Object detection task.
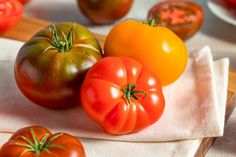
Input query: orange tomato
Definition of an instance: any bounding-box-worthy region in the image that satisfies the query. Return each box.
[104,19,188,86]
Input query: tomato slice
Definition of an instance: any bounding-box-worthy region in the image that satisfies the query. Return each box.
[0,0,23,34]
[148,1,204,40]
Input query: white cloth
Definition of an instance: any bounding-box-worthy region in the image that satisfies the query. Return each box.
[0,38,229,142]
[0,96,235,157]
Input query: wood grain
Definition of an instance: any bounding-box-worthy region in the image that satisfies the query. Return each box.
[2,16,106,47]
[2,16,236,157]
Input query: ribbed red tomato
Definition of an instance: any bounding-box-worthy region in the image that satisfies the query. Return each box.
[0,0,23,34]
[80,57,165,135]
[0,126,86,157]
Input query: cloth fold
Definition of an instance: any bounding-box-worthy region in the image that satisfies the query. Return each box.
[0,38,229,142]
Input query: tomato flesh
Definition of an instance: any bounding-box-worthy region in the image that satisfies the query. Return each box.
[148,1,204,40]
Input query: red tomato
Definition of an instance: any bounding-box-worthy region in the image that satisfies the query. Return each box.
[78,0,133,24]
[0,0,23,34]
[0,126,86,157]
[225,0,236,7]
[80,57,165,135]
[18,0,31,5]
[148,1,204,40]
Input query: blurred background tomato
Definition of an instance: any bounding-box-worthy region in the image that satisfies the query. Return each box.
[78,0,133,24]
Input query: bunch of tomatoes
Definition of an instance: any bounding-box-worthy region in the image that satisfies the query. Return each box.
[1,18,188,156]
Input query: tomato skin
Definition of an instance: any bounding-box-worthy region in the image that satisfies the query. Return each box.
[0,126,86,157]
[104,20,187,86]
[78,0,133,24]
[80,57,165,135]
[225,0,236,7]
[14,23,102,109]
[18,0,31,5]
[148,1,204,40]
[0,0,23,34]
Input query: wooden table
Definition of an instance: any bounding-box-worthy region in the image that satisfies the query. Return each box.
[2,16,236,157]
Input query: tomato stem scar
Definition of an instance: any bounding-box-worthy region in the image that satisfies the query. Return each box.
[14,128,64,155]
[46,24,75,53]
[143,18,157,27]
[122,83,146,104]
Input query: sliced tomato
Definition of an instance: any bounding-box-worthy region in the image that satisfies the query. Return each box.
[148,1,204,40]
[0,0,23,34]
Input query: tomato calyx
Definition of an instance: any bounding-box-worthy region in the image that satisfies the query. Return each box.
[143,18,157,27]
[46,24,75,53]
[14,128,64,156]
[122,83,146,104]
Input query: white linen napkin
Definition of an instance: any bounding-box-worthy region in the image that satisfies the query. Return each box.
[0,38,229,142]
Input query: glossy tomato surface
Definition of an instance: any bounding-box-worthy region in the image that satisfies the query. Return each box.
[225,0,236,7]
[80,57,165,135]
[0,126,86,157]
[148,1,204,40]
[14,23,102,109]
[104,19,188,86]
[78,0,133,24]
[0,0,23,34]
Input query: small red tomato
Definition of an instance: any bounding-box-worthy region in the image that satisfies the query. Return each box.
[148,1,204,40]
[80,57,165,135]
[0,126,86,157]
[225,0,236,7]
[0,0,23,34]
[78,0,133,24]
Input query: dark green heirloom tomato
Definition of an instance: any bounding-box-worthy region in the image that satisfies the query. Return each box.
[14,23,102,109]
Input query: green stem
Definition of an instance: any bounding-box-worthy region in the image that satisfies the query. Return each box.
[14,127,64,155]
[48,24,75,52]
[122,83,146,104]
[143,18,157,27]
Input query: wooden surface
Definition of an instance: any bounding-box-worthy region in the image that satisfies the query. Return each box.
[2,16,236,157]
[2,16,106,47]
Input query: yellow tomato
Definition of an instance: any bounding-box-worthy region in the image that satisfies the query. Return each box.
[104,19,188,86]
